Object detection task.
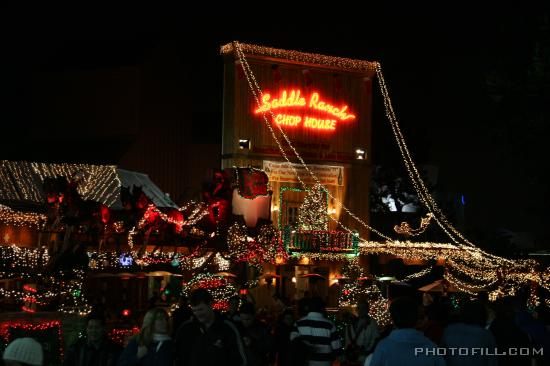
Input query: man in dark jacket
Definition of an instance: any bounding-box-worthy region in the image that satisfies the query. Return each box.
[238,302,272,366]
[64,313,122,366]
[175,288,247,366]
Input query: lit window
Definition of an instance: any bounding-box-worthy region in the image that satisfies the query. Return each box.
[239,139,251,150]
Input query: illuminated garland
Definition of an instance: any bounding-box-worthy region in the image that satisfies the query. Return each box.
[393,213,433,237]
[339,282,368,307]
[0,319,64,359]
[0,161,121,206]
[338,284,391,328]
[127,203,209,250]
[0,245,50,270]
[221,42,378,73]
[291,252,356,262]
[182,273,237,311]
[233,41,393,242]
[57,270,91,316]
[214,252,230,271]
[0,206,47,229]
[341,258,365,279]
[233,41,548,294]
[402,266,433,281]
[227,222,287,264]
[108,327,140,346]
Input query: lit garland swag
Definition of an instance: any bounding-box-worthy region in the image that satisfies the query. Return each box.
[227,222,288,265]
[181,273,237,311]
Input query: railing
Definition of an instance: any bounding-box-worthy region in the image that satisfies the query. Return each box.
[281,226,359,254]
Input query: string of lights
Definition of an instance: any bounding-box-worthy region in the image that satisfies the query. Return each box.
[402,266,433,281]
[393,213,433,237]
[234,41,548,292]
[0,206,47,229]
[182,273,237,311]
[221,42,378,73]
[376,68,520,265]
[233,41,394,242]
[0,319,64,359]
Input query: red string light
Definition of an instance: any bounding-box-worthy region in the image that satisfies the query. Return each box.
[0,320,63,358]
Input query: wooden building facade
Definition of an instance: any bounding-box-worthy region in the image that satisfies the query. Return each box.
[220,42,378,240]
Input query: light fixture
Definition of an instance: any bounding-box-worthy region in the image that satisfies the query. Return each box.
[355,148,366,160]
[291,276,297,283]
[239,139,251,150]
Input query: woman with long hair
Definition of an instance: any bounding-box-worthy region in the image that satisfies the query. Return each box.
[117,307,173,366]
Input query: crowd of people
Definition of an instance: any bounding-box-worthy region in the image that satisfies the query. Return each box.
[2,289,549,366]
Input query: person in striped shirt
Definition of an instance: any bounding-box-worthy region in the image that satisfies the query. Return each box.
[290,297,343,366]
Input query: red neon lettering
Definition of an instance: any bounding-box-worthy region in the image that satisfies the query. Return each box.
[304,117,336,130]
[274,114,302,126]
[254,89,356,132]
[255,90,306,114]
[308,93,355,120]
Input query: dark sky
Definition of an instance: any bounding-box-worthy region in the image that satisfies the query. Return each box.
[1,6,549,243]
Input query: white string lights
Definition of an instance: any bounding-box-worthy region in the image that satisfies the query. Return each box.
[230,41,548,295]
[0,161,121,207]
[0,206,47,230]
[233,41,393,242]
[394,213,433,237]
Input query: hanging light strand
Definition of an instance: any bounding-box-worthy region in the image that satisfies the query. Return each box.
[234,41,393,241]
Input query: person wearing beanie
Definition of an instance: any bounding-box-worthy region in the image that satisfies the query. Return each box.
[2,337,44,366]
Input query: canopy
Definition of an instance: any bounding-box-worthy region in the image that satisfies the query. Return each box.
[418,279,457,292]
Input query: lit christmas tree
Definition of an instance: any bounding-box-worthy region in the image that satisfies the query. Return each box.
[298,184,328,230]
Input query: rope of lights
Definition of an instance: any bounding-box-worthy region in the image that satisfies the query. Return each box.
[234,41,393,241]
[233,42,546,290]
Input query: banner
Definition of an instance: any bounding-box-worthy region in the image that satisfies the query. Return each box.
[262,161,343,186]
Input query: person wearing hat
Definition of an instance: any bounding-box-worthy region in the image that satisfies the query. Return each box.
[2,337,44,366]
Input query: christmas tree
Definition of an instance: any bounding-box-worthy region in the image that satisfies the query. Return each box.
[298,184,328,230]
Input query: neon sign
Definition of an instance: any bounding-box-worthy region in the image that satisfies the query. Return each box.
[254,89,355,131]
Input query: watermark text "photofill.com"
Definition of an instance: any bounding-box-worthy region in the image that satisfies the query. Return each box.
[415,348,543,356]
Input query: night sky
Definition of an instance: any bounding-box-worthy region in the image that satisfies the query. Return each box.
[1,6,549,248]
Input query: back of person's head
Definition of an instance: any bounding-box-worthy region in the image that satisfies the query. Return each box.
[308,297,325,313]
[2,338,43,366]
[228,295,240,312]
[280,309,295,325]
[461,299,487,326]
[426,302,449,323]
[494,297,515,321]
[297,297,310,318]
[239,302,256,328]
[189,288,213,306]
[86,312,106,326]
[357,299,370,317]
[239,301,255,316]
[389,297,418,329]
